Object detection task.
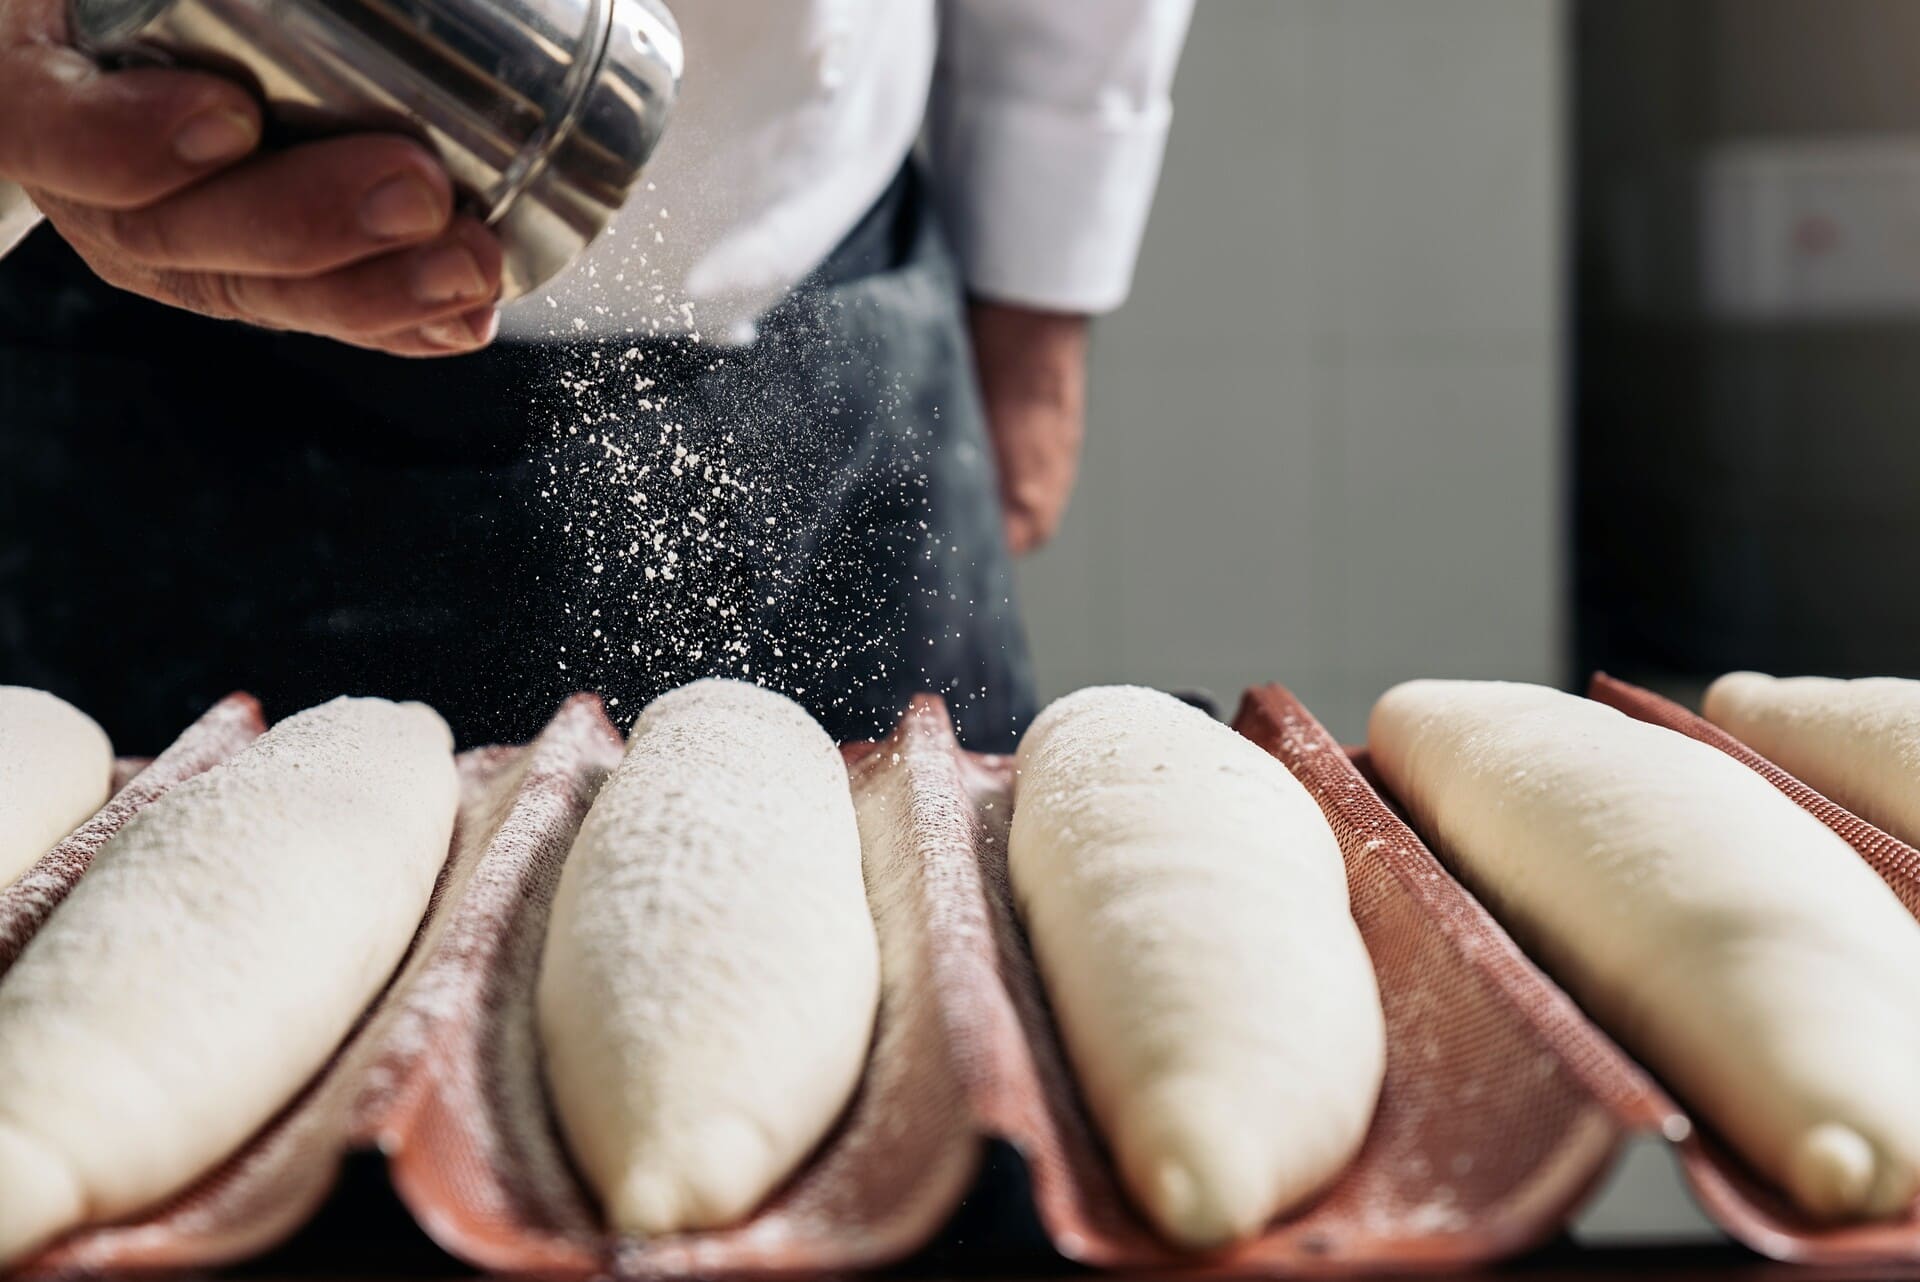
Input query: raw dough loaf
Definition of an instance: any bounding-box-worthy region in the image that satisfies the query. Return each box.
[1010,686,1384,1251]
[0,697,457,1264]
[536,679,879,1234]
[0,687,113,889]
[1704,671,1920,849]
[1370,679,1920,1222]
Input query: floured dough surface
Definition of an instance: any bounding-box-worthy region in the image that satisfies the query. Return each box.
[0,687,113,889]
[536,679,879,1235]
[1370,679,1920,1222]
[0,696,457,1265]
[1010,686,1384,1251]
[1704,671,1920,849]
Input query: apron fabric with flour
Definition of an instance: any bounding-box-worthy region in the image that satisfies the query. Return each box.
[0,166,1036,754]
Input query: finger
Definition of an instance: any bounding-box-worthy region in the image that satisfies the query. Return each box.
[219,216,501,339]
[60,233,499,358]
[0,43,261,207]
[50,134,454,275]
[347,304,501,358]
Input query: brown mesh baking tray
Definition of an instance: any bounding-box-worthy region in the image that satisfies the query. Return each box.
[1584,672,1920,1267]
[9,681,1851,1278]
[373,687,1681,1278]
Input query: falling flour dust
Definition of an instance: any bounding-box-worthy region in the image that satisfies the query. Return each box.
[522,192,947,731]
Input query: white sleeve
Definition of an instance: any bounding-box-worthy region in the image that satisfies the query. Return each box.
[927,0,1193,315]
[0,182,45,260]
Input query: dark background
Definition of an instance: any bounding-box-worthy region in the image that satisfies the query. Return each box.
[1575,0,1920,686]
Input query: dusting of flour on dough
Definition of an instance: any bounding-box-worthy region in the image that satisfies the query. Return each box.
[537,679,880,1235]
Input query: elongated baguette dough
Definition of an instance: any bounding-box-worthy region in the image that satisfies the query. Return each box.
[1704,672,1920,849]
[536,679,879,1234]
[1370,679,1920,1222]
[0,697,456,1265]
[0,687,113,889]
[1010,686,1384,1251]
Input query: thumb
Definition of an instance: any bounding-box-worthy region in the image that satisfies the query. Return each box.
[0,20,261,208]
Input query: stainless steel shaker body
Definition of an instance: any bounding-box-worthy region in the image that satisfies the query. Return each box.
[71,0,682,299]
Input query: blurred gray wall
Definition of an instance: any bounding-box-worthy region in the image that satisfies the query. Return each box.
[1015,0,1567,740]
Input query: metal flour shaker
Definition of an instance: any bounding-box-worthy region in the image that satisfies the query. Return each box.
[70,0,682,300]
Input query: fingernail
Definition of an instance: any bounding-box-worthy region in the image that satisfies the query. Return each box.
[420,307,499,351]
[173,109,258,165]
[410,245,488,305]
[360,174,445,239]
[418,320,473,349]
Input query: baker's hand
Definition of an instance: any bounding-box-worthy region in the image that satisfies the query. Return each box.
[0,0,500,355]
[968,299,1089,555]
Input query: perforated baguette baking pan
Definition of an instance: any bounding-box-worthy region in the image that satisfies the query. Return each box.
[4,681,1917,1276]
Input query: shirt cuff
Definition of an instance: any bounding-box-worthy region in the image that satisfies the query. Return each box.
[0,183,44,261]
[929,92,1172,315]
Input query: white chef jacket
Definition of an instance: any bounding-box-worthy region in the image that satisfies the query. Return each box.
[0,0,1192,342]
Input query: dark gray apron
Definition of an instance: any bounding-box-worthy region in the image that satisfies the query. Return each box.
[0,165,1036,753]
